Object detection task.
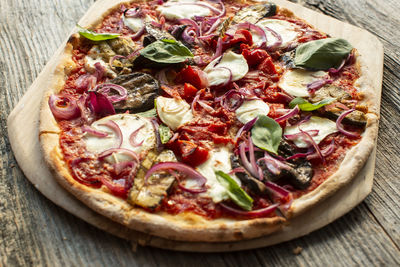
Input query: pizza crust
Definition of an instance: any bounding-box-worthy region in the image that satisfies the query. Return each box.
[39,0,380,242]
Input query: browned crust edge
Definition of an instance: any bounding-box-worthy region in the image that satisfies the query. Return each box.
[38,0,380,242]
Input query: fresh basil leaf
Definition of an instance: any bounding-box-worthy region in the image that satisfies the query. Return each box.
[289,97,335,111]
[294,38,353,70]
[215,171,253,211]
[251,115,282,154]
[77,25,120,41]
[159,124,172,144]
[136,108,157,118]
[140,39,193,64]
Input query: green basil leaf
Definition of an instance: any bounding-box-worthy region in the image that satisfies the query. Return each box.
[289,97,335,111]
[77,25,120,41]
[215,171,253,211]
[136,108,157,118]
[159,124,172,144]
[251,115,282,154]
[294,38,353,70]
[140,39,193,64]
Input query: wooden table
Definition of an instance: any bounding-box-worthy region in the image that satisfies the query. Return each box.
[1,0,399,265]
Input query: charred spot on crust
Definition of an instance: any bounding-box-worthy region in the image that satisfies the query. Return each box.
[110,72,160,113]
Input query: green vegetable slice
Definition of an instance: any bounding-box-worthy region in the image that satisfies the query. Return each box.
[215,171,253,211]
[294,38,353,70]
[289,97,335,111]
[77,25,120,41]
[140,39,193,64]
[159,124,172,144]
[251,115,282,154]
[136,108,157,118]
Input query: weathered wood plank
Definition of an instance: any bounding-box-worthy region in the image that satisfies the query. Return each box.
[1,0,399,266]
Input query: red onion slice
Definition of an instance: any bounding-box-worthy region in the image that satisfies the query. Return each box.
[197,100,216,113]
[220,203,279,219]
[217,67,233,86]
[48,94,81,120]
[239,141,259,179]
[235,117,258,142]
[336,109,360,138]
[307,78,333,94]
[98,148,139,162]
[275,105,300,123]
[211,37,223,60]
[94,83,128,103]
[82,125,108,137]
[299,129,324,163]
[284,129,319,141]
[127,26,145,40]
[169,170,207,194]
[99,177,128,198]
[70,159,101,185]
[264,26,283,50]
[88,91,116,117]
[151,118,163,152]
[99,120,123,148]
[265,181,291,199]
[145,162,207,193]
[113,161,137,175]
[93,62,106,81]
[109,55,126,70]
[236,22,266,48]
[257,152,292,176]
[178,18,200,36]
[129,124,145,147]
[220,90,244,112]
[307,140,336,160]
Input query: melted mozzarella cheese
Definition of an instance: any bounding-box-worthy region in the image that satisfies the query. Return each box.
[254,19,299,48]
[156,96,193,130]
[123,15,143,32]
[196,147,240,202]
[235,99,270,124]
[83,114,156,162]
[84,56,117,78]
[284,116,337,148]
[157,0,211,20]
[278,69,327,97]
[204,51,249,86]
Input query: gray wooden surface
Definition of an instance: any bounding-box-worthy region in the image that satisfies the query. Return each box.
[0,0,399,266]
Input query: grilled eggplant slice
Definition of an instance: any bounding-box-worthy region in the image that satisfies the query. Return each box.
[232,3,277,24]
[259,140,313,189]
[230,155,268,195]
[128,150,177,209]
[110,73,160,113]
[309,85,367,127]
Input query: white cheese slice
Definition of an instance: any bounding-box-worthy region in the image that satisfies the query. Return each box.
[84,56,117,79]
[156,96,193,130]
[196,147,240,203]
[83,114,156,162]
[254,19,299,48]
[284,116,337,148]
[235,99,270,124]
[123,15,143,32]
[278,69,327,97]
[204,51,249,86]
[157,0,211,20]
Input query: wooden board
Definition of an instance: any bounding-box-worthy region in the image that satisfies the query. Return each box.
[7,0,383,252]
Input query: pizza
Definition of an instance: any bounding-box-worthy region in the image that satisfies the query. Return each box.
[39,0,379,242]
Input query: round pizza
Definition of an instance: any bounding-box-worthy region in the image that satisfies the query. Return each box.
[39,0,379,242]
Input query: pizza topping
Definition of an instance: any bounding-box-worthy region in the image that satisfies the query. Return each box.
[128,150,178,209]
[83,114,156,162]
[275,105,300,123]
[219,202,278,219]
[156,96,193,130]
[157,0,213,20]
[139,39,193,64]
[93,83,128,103]
[204,51,249,86]
[284,116,337,148]
[215,170,253,211]
[197,147,239,202]
[336,109,361,138]
[251,115,282,154]
[232,3,277,25]
[278,69,327,97]
[48,94,81,120]
[294,38,353,70]
[122,9,144,33]
[77,25,120,41]
[84,56,117,79]
[158,124,173,144]
[255,19,299,48]
[289,97,335,112]
[236,99,270,124]
[109,73,160,113]
[88,91,116,117]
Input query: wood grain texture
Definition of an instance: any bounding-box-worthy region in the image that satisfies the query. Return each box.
[1,0,399,266]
